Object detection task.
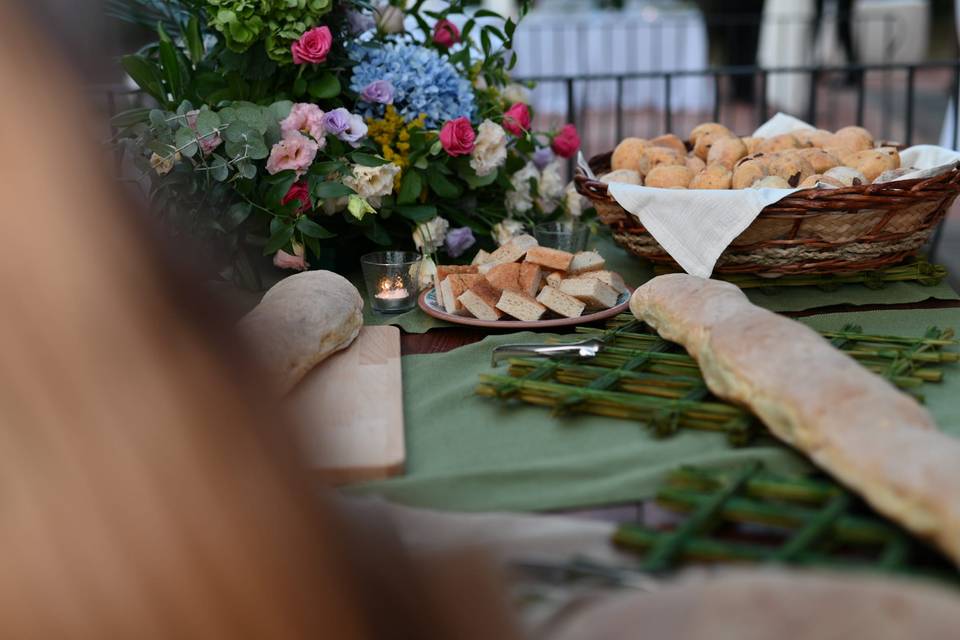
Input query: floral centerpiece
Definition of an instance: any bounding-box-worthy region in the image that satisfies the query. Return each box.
[111,0,588,288]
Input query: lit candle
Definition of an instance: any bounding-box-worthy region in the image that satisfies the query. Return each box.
[373,275,412,311]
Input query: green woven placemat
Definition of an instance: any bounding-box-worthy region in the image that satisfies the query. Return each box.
[356,233,958,334]
[348,308,960,512]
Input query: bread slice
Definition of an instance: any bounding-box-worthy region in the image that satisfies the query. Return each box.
[487,233,538,264]
[536,285,586,318]
[519,263,542,297]
[485,262,522,292]
[440,274,482,315]
[434,265,479,307]
[545,271,565,288]
[579,270,628,294]
[559,278,619,309]
[496,290,547,321]
[458,279,502,320]
[525,246,574,272]
[568,250,606,275]
[471,249,492,265]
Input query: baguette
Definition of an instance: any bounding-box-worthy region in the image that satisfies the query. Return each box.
[630,274,960,566]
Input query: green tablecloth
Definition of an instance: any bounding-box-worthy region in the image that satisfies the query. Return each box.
[350,308,960,512]
[360,233,959,334]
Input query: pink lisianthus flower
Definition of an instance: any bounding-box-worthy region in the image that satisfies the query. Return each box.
[273,248,309,271]
[266,134,319,176]
[433,19,460,48]
[502,102,531,137]
[439,117,475,157]
[280,103,327,147]
[185,109,222,155]
[551,123,581,158]
[281,181,313,214]
[291,26,333,64]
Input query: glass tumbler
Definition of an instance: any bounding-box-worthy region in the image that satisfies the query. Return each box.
[360,251,422,314]
[533,221,590,253]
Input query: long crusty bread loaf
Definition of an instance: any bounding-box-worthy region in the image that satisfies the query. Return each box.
[630,273,960,566]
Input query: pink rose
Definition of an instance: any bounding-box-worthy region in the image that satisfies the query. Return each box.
[433,19,460,48]
[551,123,580,159]
[280,103,327,147]
[502,102,530,137]
[291,26,333,64]
[439,117,475,157]
[266,134,319,176]
[273,249,309,271]
[185,109,222,155]
[281,181,313,214]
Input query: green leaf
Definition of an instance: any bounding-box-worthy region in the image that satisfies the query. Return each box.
[174,126,199,157]
[296,217,336,238]
[427,171,462,199]
[350,152,389,167]
[186,16,204,65]
[195,110,221,136]
[364,221,392,246]
[121,55,165,104]
[209,155,229,182]
[310,160,348,175]
[263,225,294,255]
[238,160,257,180]
[397,170,422,205]
[158,40,184,102]
[112,107,152,128]
[293,76,307,96]
[396,204,437,222]
[313,182,356,198]
[265,171,298,207]
[269,100,294,122]
[223,202,252,231]
[308,72,341,99]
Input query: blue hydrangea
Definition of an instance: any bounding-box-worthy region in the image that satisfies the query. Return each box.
[349,42,476,128]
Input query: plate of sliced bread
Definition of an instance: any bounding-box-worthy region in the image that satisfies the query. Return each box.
[418,233,631,328]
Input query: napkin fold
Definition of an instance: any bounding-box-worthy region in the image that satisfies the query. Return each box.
[602,113,960,278]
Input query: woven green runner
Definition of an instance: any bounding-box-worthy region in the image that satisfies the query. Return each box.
[348,308,960,512]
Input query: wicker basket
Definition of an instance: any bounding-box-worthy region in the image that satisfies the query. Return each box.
[575,151,960,275]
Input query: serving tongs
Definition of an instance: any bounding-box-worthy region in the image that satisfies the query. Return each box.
[490,319,642,367]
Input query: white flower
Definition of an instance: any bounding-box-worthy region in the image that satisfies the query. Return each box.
[416,256,436,290]
[492,219,525,246]
[505,161,538,214]
[505,189,533,214]
[469,120,508,177]
[473,75,488,91]
[374,3,405,34]
[344,163,401,199]
[537,160,566,214]
[412,216,450,252]
[502,83,531,104]
[563,181,588,218]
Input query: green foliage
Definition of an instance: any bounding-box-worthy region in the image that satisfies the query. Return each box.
[205,0,333,61]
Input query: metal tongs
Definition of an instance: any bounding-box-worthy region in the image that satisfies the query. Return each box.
[490,319,641,367]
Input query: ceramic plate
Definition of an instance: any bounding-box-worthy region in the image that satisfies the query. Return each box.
[418,286,632,329]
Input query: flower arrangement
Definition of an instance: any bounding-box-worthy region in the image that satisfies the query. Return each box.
[112,0,587,288]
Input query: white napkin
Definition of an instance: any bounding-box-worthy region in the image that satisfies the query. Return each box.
[602,113,960,278]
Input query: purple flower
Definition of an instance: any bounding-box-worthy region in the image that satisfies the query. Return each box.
[361,80,395,105]
[444,226,476,258]
[321,107,352,135]
[532,147,555,170]
[341,113,368,147]
[347,10,376,35]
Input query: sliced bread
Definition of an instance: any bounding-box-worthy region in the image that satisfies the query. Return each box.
[559,277,620,309]
[440,274,482,315]
[578,270,628,294]
[567,251,606,275]
[434,264,479,306]
[496,290,547,322]
[545,271,565,288]
[471,249,492,265]
[485,262,523,292]
[487,233,538,264]
[519,263,542,297]
[458,279,503,320]
[525,246,574,272]
[536,285,586,318]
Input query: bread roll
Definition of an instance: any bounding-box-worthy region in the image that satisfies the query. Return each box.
[807,129,836,148]
[824,165,868,186]
[599,169,642,185]
[706,137,748,169]
[688,122,731,145]
[875,167,914,183]
[834,125,874,151]
[645,164,694,188]
[650,133,687,155]
[685,155,707,174]
[637,146,685,176]
[852,149,897,182]
[798,147,840,173]
[767,154,815,187]
[740,136,762,154]
[693,129,735,161]
[689,163,732,189]
[793,128,828,146]
[238,271,363,394]
[630,274,960,567]
[750,175,792,189]
[757,133,801,153]
[731,159,767,189]
[611,137,648,171]
[798,173,844,189]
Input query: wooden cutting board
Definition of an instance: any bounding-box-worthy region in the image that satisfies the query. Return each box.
[289,325,404,485]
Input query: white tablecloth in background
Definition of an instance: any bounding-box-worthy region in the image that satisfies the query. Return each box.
[510,5,712,115]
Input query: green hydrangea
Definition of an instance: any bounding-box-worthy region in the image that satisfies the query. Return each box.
[206,0,333,62]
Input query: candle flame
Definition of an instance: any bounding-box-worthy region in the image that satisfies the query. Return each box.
[378,275,405,294]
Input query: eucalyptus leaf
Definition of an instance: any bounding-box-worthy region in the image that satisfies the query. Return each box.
[174,126,199,157]
[223,202,252,231]
[269,100,294,122]
[209,155,229,182]
[195,110,221,136]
